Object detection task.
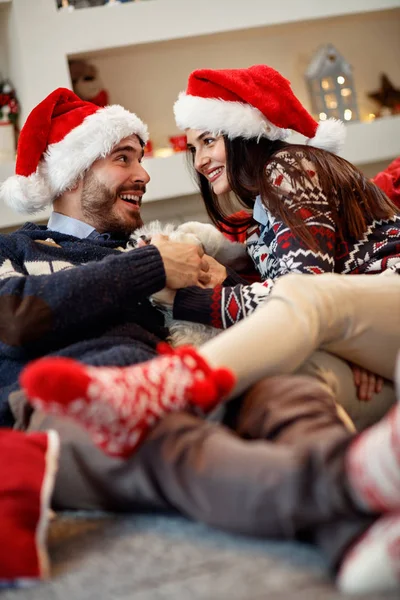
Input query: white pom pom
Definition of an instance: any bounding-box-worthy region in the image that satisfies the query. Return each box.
[0,172,52,214]
[307,118,346,154]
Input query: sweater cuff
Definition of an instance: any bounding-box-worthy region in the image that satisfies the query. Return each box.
[223,267,250,287]
[125,245,166,296]
[173,286,223,329]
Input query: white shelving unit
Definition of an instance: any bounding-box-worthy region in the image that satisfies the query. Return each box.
[2,112,399,229]
[55,0,400,55]
[0,0,400,229]
[290,114,400,166]
[3,0,400,124]
[142,113,400,198]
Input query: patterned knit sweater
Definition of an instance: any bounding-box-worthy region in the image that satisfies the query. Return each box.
[174,152,400,330]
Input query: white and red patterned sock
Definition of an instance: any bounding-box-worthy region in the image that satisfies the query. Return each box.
[336,513,400,595]
[346,401,400,512]
[20,343,235,458]
[346,354,400,512]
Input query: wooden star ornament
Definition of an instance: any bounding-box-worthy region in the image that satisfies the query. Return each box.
[368,74,400,115]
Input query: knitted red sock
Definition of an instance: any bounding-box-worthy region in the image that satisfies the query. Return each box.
[20,344,235,458]
[336,513,400,595]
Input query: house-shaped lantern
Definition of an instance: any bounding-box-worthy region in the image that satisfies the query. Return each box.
[305,44,359,123]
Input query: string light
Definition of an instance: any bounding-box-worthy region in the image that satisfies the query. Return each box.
[344,109,353,121]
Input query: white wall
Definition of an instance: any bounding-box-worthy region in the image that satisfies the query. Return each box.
[5,0,71,124]
[0,4,9,80]
[84,9,400,148]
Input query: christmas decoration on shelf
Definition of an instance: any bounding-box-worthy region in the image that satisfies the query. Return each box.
[0,78,20,160]
[68,60,109,107]
[0,79,19,126]
[169,135,187,153]
[57,0,107,9]
[56,0,142,8]
[305,43,359,123]
[368,74,400,117]
[153,147,174,158]
[143,140,154,157]
[104,0,152,5]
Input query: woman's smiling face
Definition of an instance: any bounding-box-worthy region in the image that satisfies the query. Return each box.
[186,129,231,195]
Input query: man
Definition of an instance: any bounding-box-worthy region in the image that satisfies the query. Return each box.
[1,89,399,595]
[0,88,225,427]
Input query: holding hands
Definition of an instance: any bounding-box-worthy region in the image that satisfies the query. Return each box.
[137,234,228,307]
[151,233,211,289]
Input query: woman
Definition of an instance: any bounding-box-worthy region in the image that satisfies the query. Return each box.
[174,65,400,279]
[172,64,400,425]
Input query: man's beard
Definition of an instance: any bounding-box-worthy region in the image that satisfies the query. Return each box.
[81,171,144,237]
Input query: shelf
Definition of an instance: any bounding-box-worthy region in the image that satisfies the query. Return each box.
[341,115,400,165]
[132,115,400,199]
[58,0,400,56]
[2,114,399,229]
[0,151,197,204]
[0,153,197,229]
[0,159,14,184]
[289,114,400,165]
[142,152,197,202]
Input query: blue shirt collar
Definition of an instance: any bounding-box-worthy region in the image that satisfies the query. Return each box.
[47,212,97,239]
[253,195,269,226]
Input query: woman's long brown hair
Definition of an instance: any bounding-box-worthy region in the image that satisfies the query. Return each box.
[189,136,398,250]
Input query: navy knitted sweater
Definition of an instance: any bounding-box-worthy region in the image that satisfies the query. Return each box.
[0,222,169,425]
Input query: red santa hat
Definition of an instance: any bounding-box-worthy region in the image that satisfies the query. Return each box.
[0,88,149,214]
[174,65,346,154]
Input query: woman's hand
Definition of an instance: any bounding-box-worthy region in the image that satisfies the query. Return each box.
[351,364,384,401]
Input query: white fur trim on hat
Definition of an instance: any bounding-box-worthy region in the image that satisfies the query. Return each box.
[307,118,346,154]
[174,92,291,141]
[1,105,149,214]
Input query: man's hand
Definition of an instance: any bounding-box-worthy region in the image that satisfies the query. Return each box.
[200,255,228,289]
[351,364,384,401]
[151,234,210,289]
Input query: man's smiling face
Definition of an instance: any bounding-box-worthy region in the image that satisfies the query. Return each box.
[80,134,150,236]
